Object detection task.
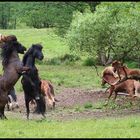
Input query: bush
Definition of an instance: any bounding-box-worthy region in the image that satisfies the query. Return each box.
[61,54,81,62]
[83,57,96,66]
[125,61,139,69]
[66,3,140,65]
[84,102,93,109]
[46,57,62,65]
[46,53,81,65]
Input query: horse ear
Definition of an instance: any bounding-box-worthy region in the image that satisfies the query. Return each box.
[32,44,36,48]
[27,45,34,54]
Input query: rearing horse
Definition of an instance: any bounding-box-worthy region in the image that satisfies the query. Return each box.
[0,35,29,119]
[21,44,46,119]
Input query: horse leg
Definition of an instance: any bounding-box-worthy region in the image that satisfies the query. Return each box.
[34,99,40,114]
[11,88,19,108]
[104,86,115,106]
[0,106,7,119]
[7,95,12,111]
[53,102,55,110]
[36,97,46,118]
[25,98,30,119]
[108,86,114,100]
[2,106,7,119]
[113,91,118,101]
[127,90,135,105]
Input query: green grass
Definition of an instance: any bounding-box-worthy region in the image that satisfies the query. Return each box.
[39,65,102,88]
[0,28,69,59]
[8,64,103,93]
[2,64,103,93]
[1,115,140,138]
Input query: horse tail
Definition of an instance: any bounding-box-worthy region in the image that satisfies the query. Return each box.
[39,95,46,114]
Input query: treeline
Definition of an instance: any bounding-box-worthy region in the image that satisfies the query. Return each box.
[1,2,140,66]
[66,2,140,65]
[0,2,99,35]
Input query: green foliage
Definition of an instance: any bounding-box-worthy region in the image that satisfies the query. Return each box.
[46,57,62,65]
[66,2,140,65]
[46,54,81,65]
[83,57,96,66]
[74,105,84,112]
[92,102,106,109]
[125,61,139,69]
[84,102,93,109]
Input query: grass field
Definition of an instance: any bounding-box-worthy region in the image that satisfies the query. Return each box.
[0,29,140,138]
[9,64,103,93]
[0,28,69,59]
[0,115,140,138]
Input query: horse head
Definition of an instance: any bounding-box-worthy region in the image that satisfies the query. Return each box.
[1,35,26,66]
[112,60,123,71]
[27,44,44,60]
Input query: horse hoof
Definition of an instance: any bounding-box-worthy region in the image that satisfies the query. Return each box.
[42,113,46,118]
[0,116,7,120]
[16,105,19,108]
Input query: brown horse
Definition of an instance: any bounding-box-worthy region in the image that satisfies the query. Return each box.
[0,35,29,119]
[41,80,59,109]
[112,60,140,79]
[104,60,140,101]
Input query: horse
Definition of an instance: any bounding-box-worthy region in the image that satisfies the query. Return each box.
[30,79,59,110]
[104,60,140,103]
[21,44,46,119]
[0,35,29,119]
[101,66,119,86]
[0,73,18,111]
[40,80,59,109]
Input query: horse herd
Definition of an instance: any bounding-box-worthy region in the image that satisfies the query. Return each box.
[102,60,140,103]
[0,34,140,120]
[0,35,58,120]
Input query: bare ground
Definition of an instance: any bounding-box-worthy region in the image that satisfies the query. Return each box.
[5,87,140,121]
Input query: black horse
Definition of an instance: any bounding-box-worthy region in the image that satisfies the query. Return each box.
[0,35,29,119]
[21,44,46,119]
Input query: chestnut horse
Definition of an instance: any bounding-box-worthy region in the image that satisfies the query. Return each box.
[41,80,59,109]
[21,44,46,119]
[103,60,140,101]
[0,35,29,119]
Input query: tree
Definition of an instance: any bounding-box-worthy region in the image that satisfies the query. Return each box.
[66,2,140,65]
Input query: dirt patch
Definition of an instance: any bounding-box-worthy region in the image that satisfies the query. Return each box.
[5,87,140,121]
[56,87,107,108]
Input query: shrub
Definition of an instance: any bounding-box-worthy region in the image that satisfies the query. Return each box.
[83,57,96,66]
[46,53,81,65]
[84,102,93,109]
[66,2,140,65]
[60,54,81,62]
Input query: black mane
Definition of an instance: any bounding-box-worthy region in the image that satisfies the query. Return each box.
[1,41,16,66]
[22,44,43,66]
[22,47,32,66]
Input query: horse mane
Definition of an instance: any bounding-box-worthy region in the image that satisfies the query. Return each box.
[22,47,33,66]
[0,35,18,66]
[22,44,43,66]
[1,41,16,66]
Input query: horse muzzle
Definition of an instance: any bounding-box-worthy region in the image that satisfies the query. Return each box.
[38,55,44,60]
